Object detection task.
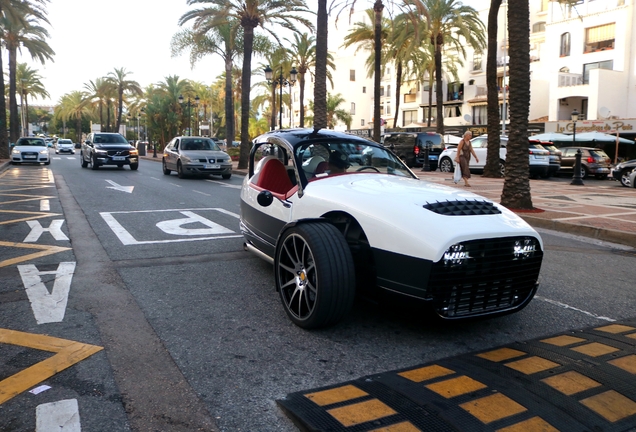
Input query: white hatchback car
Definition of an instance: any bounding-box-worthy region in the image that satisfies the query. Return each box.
[438,135,549,178]
[55,138,75,154]
[11,137,51,165]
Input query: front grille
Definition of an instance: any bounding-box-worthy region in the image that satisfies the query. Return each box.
[423,200,502,216]
[428,236,542,318]
[106,150,130,156]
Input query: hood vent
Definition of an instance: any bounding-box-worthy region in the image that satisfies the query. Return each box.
[423,200,501,216]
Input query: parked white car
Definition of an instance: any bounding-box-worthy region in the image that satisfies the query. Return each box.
[438,135,550,178]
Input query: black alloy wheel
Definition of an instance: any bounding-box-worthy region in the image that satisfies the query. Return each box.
[275,223,355,329]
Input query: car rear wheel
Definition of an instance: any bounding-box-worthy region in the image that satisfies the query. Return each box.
[177,161,185,178]
[275,223,355,329]
[580,166,588,179]
[439,157,453,173]
[162,160,171,175]
[620,170,633,187]
[130,163,139,171]
[80,152,88,168]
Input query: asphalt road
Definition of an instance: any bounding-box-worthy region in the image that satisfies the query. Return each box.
[1,151,635,431]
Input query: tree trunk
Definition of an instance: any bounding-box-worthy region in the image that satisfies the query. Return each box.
[224,54,235,144]
[9,46,19,143]
[116,87,124,133]
[270,81,276,130]
[299,72,306,127]
[373,0,384,143]
[238,23,256,170]
[500,0,533,209]
[313,0,328,132]
[427,75,433,127]
[107,100,112,132]
[393,61,402,128]
[0,5,8,158]
[25,94,30,136]
[484,0,503,177]
[434,36,444,134]
[76,116,81,144]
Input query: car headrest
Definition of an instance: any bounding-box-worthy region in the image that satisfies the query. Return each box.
[302,156,326,174]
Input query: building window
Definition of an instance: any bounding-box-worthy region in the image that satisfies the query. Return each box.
[472,53,482,71]
[532,21,546,33]
[472,106,486,125]
[585,23,615,53]
[444,105,462,118]
[583,60,613,84]
[423,107,436,123]
[560,33,570,57]
[403,110,418,125]
[361,119,365,126]
[350,102,356,115]
[362,86,366,93]
[447,82,464,101]
[386,102,391,115]
[404,93,416,103]
[380,87,385,97]
[386,85,391,98]
[350,69,356,81]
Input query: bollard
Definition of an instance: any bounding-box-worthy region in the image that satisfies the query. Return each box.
[422,145,431,172]
[571,148,584,185]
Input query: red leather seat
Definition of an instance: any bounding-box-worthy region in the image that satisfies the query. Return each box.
[315,161,329,175]
[255,158,293,195]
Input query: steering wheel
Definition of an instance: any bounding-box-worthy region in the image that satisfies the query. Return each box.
[356,166,380,172]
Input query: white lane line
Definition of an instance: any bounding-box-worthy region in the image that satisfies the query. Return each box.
[40,199,50,211]
[206,179,242,189]
[170,183,183,188]
[36,399,81,432]
[535,295,615,322]
[150,177,160,181]
[193,190,211,197]
[66,156,75,159]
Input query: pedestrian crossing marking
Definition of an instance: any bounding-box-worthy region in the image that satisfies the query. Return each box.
[305,385,368,406]
[398,364,454,382]
[540,335,586,346]
[571,342,619,357]
[580,390,636,422]
[541,371,601,395]
[595,324,636,334]
[460,393,527,424]
[476,347,526,362]
[0,241,70,268]
[608,355,636,374]
[505,356,560,375]
[425,375,487,399]
[0,328,102,404]
[495,416,558,432]
[326,399,397,427]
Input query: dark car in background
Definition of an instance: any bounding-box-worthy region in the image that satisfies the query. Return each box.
[540,144,562,178]
[611,159,636,187]
[559,147,611,179]
[81,132,139,170]
[383,132,444,169]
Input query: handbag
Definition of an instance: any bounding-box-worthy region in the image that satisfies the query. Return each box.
[453,161,462,183]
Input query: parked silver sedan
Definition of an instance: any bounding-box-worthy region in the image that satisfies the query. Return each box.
[162,136,233,179]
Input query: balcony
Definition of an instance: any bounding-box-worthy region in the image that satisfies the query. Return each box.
[558,73,583,87]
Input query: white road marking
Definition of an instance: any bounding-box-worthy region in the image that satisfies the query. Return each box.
[67,156,75,159]
[150,177,160,181]
[535,295,615,322]
[36,399,81,432]
[193,190,211,197]
[40,199,50,211]
[24,220,69,242]
[156,211,234,236]
[105,179,134,193]
[18,262,76,324]
[100,208,241,245]
[206,179,242,189]
[170,183,183,187]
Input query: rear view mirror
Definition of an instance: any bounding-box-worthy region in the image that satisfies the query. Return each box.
[257,190,274,207]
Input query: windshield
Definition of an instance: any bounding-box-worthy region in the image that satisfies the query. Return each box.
[16,138,45,146]
[294,139,415,179]
[58,140,72,144]
[181,138,221,151]
[94,134,128,144]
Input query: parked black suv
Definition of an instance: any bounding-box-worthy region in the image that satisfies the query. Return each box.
[383,132,444,169]
[81,132,139,170]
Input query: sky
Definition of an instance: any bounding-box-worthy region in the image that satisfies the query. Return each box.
[24,0,227,106]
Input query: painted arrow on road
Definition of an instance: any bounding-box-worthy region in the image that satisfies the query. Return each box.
[105,179,134,193]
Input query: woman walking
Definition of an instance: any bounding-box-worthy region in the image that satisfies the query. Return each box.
[454,131,479,187]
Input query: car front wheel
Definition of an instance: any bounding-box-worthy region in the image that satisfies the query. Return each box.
[130,163,139,170]
[163,159,171,175]
[275,223,355,329]
[91,155,99,170]
[80,152,88,168]
[177,161,185,178]
[439,157,453,173]
[222,173,231,179]
[621,170,633,187]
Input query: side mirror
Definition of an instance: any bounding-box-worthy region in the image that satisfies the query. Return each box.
[257,190,274,207]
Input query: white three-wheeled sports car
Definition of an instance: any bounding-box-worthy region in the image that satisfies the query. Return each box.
[240,129,543,329]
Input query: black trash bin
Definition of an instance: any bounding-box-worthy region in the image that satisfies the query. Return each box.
[136,141,146,156]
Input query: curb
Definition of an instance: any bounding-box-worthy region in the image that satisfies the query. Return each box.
[519,214,636,249]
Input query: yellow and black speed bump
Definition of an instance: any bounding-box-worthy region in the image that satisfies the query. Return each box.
[278,318,636,431]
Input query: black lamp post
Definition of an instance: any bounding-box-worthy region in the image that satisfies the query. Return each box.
[264,65,298,130]
[570,108,584,186]
[179,94,200,136]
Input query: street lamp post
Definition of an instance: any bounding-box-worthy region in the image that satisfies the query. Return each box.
[570,108,584,186]
[178,94,200,136]
[264,65,298,130]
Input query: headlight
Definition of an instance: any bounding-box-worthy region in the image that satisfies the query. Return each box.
[129,149,138,155]
[39,149,49,154]
[94,149,108,155]
[443,244,471,266]
[11,148,20,154]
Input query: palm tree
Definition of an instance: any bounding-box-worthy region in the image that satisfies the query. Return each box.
[500,0,533,210]
[484,0,503,178]
[55,91,90,144]
[83,78,114,132]
[313,0,328,133]
[1,12,54,143]
[308,93,352,129]
[16,63,49,136]
[156,75,193,138]
[421,0,485,134]
[0,0,48,157]
[106,67,142,133]
[261,46,291,130]
[180,0,313,169]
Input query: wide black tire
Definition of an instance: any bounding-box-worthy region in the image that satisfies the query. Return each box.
[130,163,139,170]
[44,161,51,166]
[222,173,231,180]
[439,157,453,173]
[162,159,171,175]
[275,223,355,329]
[80,152,88,168]
[91,155,99,170]
[580,166,588,179]
[177,161,185,178]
